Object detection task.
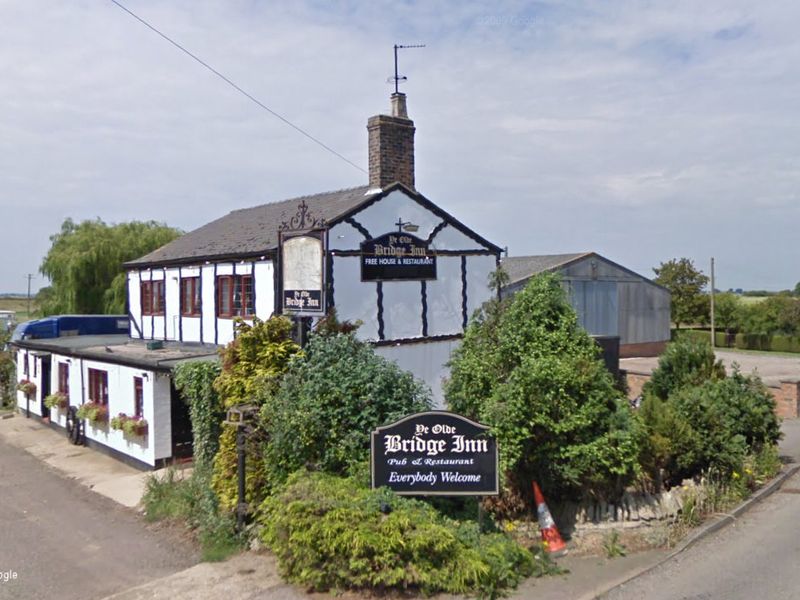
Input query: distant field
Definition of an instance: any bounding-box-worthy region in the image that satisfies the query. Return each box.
[739,296,769,305]
[0,296,39,322]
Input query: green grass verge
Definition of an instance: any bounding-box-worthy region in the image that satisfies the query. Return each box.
[142,467,243,562]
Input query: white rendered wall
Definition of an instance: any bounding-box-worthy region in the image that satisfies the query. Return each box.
[375,338,461,409]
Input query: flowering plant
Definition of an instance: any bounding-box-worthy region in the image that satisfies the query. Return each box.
[16,379,36,396]
[110,413,148,436]
[44,392,69,410]
[76,401,108,424]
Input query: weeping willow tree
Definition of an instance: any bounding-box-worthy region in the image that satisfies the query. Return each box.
[38,218,181,315]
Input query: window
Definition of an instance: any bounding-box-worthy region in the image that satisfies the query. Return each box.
[87,368,108,405]
[58,363,69,395]
[180,277,201,317]
[133,376,144,418]
[141,280,165,316]
[216,275,254,318]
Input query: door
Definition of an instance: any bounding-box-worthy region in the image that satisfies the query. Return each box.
[170,383,193,459]
[40,358,51,419]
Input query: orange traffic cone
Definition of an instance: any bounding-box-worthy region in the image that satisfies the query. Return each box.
[533,481,568,556]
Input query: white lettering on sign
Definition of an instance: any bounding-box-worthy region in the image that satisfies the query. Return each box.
[387,471,438,485]
[384,435,447,457]
[383,425,490,457]
[451,435,488,454]
[440,472,482,483]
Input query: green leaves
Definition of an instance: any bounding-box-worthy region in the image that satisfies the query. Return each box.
[259,471,534,596]
[652,258,709,329]
[38,218,181,315]
[446,273,640,501]
[262,331,431,488]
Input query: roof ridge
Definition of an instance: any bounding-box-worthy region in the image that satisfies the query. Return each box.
[228,184,370,215]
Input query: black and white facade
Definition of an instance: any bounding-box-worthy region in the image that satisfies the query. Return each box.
[125,181,500,405]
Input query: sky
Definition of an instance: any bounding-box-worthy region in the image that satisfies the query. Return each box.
[1,0,798,294]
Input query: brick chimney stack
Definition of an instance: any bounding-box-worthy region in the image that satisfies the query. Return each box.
[367,92,415,191]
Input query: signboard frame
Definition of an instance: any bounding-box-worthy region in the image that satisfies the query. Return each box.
[279,229,326,316]
[370,410,499,497]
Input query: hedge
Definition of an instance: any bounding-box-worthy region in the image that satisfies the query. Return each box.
[673,329,800,354]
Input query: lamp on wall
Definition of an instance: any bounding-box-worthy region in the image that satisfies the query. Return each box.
[395,218,419,233]
[141,372,149,381]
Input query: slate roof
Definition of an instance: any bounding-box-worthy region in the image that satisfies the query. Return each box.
[125,186,373,267]
[501,253,591,285]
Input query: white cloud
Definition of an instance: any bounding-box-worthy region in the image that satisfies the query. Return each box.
[0,0,798,294]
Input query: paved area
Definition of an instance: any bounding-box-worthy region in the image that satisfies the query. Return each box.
[0,436,198,600]
[601,468,800,600]
[103,553,309,600]
[0,414,152,508]
[622,348,800,387]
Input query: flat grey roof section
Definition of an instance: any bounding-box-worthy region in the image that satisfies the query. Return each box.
[12,335,220,372]
[125,186,372,267]
[501,253,591,285]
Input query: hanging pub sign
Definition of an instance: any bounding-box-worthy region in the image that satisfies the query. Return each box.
[371,411,499,496]
[280,231,325,315]
[361,231,437,281]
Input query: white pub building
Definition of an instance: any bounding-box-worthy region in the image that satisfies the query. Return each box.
[13,93,501,468]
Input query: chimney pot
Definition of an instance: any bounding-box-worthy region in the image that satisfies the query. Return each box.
[367,94,415,191]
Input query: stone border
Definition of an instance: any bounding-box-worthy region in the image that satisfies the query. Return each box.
[583,462,800,600]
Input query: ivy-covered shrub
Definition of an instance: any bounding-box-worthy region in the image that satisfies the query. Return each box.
[643,337,725,401]
[261,331,431,487]
[446,273,640,503]
[173,361,223,470]
[211,317,300,511]
[640,369,780,487]
[259,471,535,597]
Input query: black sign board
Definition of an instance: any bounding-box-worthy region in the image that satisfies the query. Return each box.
[361,232,437,281]
[371,411,499,496]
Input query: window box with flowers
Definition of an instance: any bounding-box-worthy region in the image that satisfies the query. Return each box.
[16,379,37,397]
[77,401,108,425]
[44,392,69,410]
[110,413,148,437]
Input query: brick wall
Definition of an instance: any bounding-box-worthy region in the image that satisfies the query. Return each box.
[367,93,415,190]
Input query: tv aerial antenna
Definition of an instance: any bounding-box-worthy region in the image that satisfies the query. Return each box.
[389,44,426,94]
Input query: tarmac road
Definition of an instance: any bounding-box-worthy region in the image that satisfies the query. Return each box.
[602,468,800,600]
[0,437,197,600]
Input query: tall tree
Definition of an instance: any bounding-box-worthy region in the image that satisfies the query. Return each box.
[653,258,709,329]
[39,218,181,315]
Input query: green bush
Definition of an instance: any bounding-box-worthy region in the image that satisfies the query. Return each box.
[640,369,781,487]
[211,316,300,511]
[262,331,431,488]
[643,337,725,401]
[259,471,535,597]
[446,273,640,502]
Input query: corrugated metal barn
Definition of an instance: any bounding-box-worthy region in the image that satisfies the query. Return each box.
[501,252,671,357]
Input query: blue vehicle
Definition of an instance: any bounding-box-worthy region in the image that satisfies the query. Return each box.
[11,315,129,342]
